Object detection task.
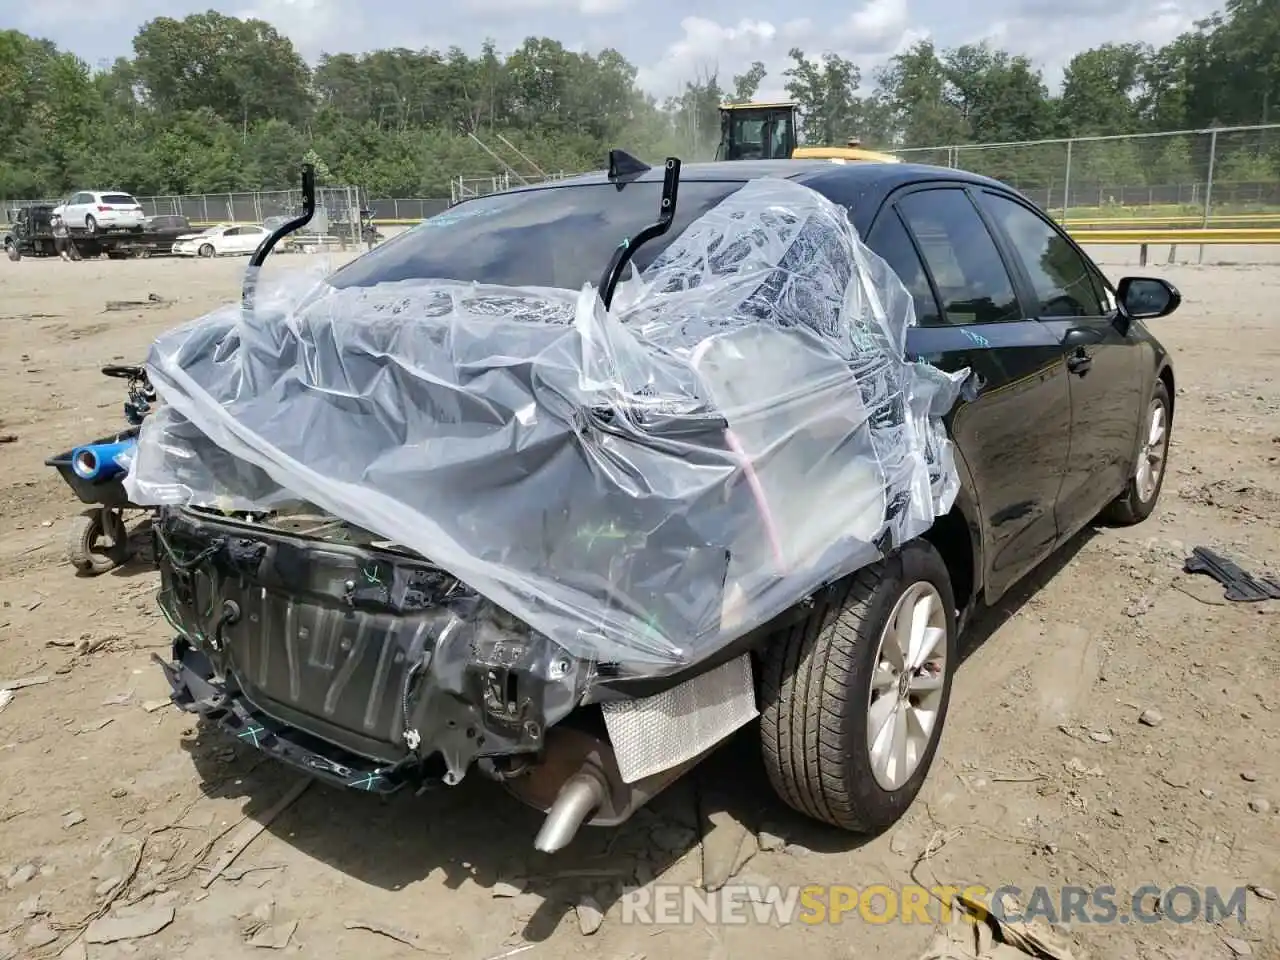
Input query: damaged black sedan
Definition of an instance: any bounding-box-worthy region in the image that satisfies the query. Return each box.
[129,154,1179,851]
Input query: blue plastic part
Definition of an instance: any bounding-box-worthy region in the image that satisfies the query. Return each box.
[70,438,137,482]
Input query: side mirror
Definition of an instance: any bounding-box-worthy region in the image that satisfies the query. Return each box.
[1117,276,1181,321]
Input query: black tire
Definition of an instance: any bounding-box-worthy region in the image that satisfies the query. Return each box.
[85,214,98,234]
[1101,379,1172,526]
[66,508,129,575]
[759,540,957,833]
[5,240,18,262]
[199,243,215,258]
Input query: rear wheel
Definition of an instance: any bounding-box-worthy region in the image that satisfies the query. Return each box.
[1101,379,1172,526]
[199,243,215,258]
[85,214,98,234]
[759,540,957,832]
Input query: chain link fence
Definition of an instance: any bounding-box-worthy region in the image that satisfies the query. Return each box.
[6,126,1278,230]
[895,123,1280,224]
[4,186,368,246]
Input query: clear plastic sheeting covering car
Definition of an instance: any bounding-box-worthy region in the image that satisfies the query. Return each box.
[126,177,968,675]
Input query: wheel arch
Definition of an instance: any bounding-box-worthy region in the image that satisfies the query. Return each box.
[1157,362,1175,419]
[920,451,985,617]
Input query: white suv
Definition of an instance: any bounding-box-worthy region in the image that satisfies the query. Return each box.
[54,191,146,233]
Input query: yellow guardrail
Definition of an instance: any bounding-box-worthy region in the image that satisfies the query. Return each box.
[1063,213,1280,228]
[1069,227,1280,244]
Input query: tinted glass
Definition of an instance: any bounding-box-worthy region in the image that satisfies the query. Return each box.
[102,194,137,205]
[330,180,747,291]
[896,189,1021,325]
[1087,264,1116,313]
[979,192,1105,317]
[865,208,942,326]
[731,118,766,159]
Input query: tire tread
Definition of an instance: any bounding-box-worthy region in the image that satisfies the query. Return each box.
[760,565,882,830]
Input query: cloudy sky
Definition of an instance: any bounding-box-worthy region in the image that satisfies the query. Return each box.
[6,0,1220,100]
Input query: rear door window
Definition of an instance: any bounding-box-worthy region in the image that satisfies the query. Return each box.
[895,189,1022,325]
[977,192,1105,318]
[864,208,943,326]
[329,180,747,291]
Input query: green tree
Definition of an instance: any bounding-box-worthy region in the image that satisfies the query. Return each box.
[1059,44,1149,136]
[876,41,967,148]
[131,12,312,126]
[729,61,767,104]
[783,48,861,146]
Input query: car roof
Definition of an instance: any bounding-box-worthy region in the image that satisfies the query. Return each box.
[497,159,1016,234]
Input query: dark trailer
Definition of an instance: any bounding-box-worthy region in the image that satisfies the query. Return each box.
[4,209,193,261]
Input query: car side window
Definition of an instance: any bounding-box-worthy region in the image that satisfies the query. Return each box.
[864,207,943,326]
[1087,265,1116,314]
[978,192,1106,318]
[895,189,1022,325]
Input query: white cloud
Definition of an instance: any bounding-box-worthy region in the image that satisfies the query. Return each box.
[971,0,1213,87]
[460,0,629,15]
[234,0,359,59]
[840,0,910,48]
[635,4,917,101]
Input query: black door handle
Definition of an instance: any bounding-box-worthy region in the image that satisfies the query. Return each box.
[1063,326,1105,348]
[1067,349,1092,376]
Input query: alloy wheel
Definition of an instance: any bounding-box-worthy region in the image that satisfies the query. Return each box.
[866,581,949,791]
[1135,398,1168,503]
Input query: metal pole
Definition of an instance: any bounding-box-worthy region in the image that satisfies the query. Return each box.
[494,133,546,177]
[352,187,361,249]
[1200,127,1218,264]
[1202,128,1218,228]
[1062,139,1073,223]
[467,132,529,185]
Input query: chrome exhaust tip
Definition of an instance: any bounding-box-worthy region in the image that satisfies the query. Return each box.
[533,768,608,853]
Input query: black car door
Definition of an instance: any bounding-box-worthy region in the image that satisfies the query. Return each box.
[864,186,1072,601]
[972,190,1143,537]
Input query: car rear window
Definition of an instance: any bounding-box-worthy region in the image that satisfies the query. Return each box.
[329,180,748,291]
[102,194,139,205]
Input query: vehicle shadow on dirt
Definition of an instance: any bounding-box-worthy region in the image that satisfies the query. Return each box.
[173,525,1099,942]
[956,525,1098,664]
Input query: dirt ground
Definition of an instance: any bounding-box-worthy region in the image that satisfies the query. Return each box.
[0,250,1278,960]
